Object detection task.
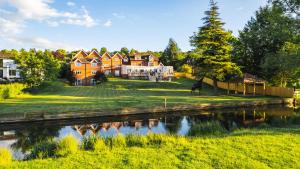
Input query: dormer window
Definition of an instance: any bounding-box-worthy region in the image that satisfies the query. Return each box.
[75,61,81,67]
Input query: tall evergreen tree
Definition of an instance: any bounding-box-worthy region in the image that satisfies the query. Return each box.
[161,38,184,70]
[190,0,241,89]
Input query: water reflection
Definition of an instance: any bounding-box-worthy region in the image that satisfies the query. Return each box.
[0,105,299,159]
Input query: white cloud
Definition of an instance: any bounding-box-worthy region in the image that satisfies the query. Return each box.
[67,1,75,7]
[5,35,80,51]
[1,0,97,27]
[112,13,126,19]
[103,20,112,27]
[46,20,59,27]
[0,17,23,34]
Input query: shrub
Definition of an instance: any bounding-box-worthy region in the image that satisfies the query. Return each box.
[0,148,12,166]
[126,134,148,147]
[106,134,126,148]
[0,87,10,99]
[95,72,108,84]
[0,83,26,100]
[82,135,98,150]
[56,135,79,157]
[178,64,193,74]
[94,138,107,151]
[188,121,228,136]
[147,134,166,146]
[28,141,57,159]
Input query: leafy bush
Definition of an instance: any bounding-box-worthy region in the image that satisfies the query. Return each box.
[178,64,193,74]
[94,138,107,151]
[28,141,57,159]
[82,135,98,150]
[28,81,64,93]
[56,135,79,157]
[0,87,10,99]
[126,134,148,147]
[0,148,12,166]
[147,134,166,146]
[95,72,108,84]
[106,134,126,148]
[188,121,228,136]
[0,83,26,100]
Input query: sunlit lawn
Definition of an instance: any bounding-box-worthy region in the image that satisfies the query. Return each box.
[0,78,276,114]
[8,127,300,169]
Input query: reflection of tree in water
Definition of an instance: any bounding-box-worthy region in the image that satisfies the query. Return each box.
[164,116,184,134]
[11,125,61,153]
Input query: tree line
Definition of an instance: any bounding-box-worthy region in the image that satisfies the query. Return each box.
[1,0,299,88]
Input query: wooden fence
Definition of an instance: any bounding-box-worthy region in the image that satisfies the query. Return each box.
[174,72,295,98]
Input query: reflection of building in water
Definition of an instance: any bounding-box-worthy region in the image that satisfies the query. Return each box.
[71,119,160,136]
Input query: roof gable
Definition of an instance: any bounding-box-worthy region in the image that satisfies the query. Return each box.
[101,52,111,59]
[73,50,88,59]
[112,53,123,59]
[87,50,101,59]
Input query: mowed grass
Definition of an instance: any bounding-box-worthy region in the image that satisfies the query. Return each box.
[0,78,275,114]
[7,127,300,169]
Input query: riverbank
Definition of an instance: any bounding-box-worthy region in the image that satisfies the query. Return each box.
[0,78,293,123]
[5,127,300,169]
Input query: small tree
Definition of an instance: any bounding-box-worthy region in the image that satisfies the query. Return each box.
[161,38,184,70]
[120,47,129,55]
[100,47,108,55]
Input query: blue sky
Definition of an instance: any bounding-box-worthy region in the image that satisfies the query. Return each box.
[0,0,267,52]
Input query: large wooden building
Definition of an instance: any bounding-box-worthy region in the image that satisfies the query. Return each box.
[70,50,173,86]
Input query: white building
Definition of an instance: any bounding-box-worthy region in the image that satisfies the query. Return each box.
[121,64,174,80]
[0,58,21,80]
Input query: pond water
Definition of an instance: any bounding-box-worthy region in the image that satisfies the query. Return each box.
[0,105,299,160]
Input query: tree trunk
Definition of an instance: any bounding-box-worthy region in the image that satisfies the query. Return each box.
[213,78,218,93]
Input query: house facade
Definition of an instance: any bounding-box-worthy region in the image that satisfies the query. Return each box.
[70,50,174,86]
[0,58,21,80]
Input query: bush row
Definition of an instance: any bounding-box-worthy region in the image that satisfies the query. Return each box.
[27,134,189,160]
[0,83,26,100]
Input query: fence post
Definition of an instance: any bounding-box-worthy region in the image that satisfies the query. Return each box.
[227,82,230,95]
[164,97,167,109]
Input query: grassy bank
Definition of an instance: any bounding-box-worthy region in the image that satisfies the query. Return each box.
[0,78,277,115]
[4,127,300,169]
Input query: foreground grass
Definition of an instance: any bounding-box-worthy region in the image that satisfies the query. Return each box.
[5,127,300,169]
[0,78,276,115]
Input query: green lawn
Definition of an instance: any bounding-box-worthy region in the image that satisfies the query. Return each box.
[0,78,276,115]
[6,127,300,169]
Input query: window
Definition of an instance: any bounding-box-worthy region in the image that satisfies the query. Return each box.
[123,58,128,62]
[0,70,3,78]
[92,71,97,75]
[75,71,81,75]
[75,62,81,67]
[91,62,97,67]
[9,70,16,76]
[0,59,3,67]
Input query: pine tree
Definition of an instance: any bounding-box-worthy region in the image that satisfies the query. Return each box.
[190,0,241,90]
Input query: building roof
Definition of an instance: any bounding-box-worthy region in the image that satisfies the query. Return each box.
[0,52,15,59]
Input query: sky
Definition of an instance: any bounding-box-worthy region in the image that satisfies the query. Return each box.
[0,0,267,52]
